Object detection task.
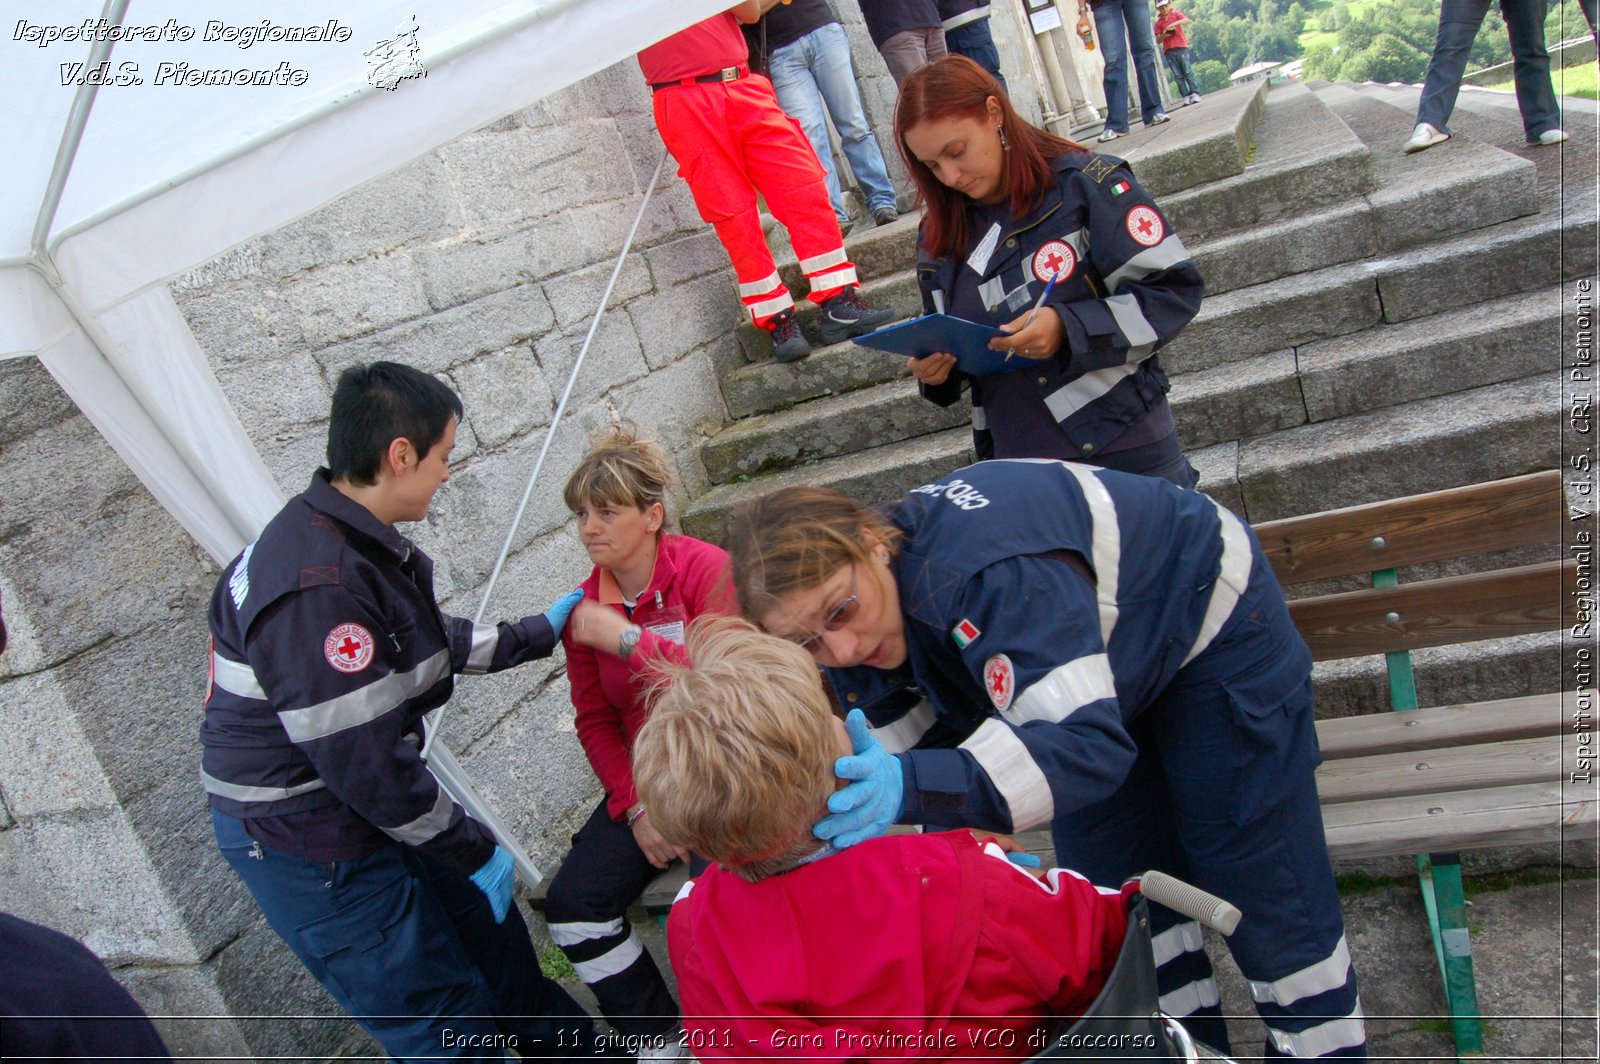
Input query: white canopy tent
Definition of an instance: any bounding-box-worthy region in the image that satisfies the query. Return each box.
[3,0,732,885]
[2,0,727,566]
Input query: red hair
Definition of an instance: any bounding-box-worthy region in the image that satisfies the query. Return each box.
[894,56,1086,260]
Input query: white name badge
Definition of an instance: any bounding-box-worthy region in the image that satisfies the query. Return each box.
[965,223,1002,276]
[646,620,686,645]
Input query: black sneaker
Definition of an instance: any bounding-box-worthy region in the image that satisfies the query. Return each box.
[818,286,895,345]
[872,206,899,226]
[767,309,812,364]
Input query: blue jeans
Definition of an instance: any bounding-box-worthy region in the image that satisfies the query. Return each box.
[1164,46,1200,98]
[945,18,1007,91]
[1093,0,1168,131]
[1416,0,1562,140]
[767,22,898,221]
[213,810,592,1062]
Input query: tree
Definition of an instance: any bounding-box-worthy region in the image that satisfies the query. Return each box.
[1302,40,1343,81]
[1193,58,1233,94]
[1251,23,1302,61]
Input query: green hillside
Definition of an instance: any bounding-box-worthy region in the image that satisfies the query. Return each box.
[1165,0,1591,87]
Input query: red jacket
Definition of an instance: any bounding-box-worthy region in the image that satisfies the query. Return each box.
[563,534,735,821]
[667,832,1129,1060]
[1154,9,1190,50]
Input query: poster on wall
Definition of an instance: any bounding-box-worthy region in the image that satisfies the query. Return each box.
[1026,0,1064,33]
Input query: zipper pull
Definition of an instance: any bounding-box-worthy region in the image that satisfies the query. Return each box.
[654,591,664,610]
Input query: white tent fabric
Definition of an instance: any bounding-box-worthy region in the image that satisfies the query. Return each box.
[3,0,727,563]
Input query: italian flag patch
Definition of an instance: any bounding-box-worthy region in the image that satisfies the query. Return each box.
[952,618,981,648]
[1110,180,1132,196]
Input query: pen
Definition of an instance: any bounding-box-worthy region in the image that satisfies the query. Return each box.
[1006,270,1061,361]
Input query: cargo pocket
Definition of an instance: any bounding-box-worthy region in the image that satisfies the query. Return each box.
[295,872,418,1005]
[1224,668,1319,828]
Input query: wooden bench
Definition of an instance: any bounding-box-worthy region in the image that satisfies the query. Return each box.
[529,472,1592,1052]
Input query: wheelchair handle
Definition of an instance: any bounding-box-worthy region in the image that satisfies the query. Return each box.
[1140,870,1242,936]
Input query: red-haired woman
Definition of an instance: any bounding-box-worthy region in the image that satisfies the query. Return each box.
[896,56,1204,487]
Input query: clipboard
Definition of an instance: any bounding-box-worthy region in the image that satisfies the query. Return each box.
[850,314,1023,378]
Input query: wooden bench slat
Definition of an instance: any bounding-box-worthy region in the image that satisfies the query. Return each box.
[1322,782,1595,861]
[1288,558,1575,660]
[1314,692,1572,760]
[1256,471,1564,586]
[1315,736,1564,805]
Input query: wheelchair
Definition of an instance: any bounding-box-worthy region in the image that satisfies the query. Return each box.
[1031,872,1241,1062]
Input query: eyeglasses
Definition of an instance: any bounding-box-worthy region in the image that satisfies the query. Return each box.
[795,565,860,656]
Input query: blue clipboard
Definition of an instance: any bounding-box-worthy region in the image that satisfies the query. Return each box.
[850,314,1023,377]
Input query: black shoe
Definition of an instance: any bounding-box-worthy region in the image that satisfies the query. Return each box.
[872,206,899,226]
[767,309,812,363]
[818,286,895,345]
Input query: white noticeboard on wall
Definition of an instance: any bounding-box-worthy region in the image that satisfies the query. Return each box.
[1025,0,1064,33]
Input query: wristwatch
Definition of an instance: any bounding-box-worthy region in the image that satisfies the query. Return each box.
[617,624,643,660]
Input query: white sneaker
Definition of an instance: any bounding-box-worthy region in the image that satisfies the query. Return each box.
[1188,93,1202,104]
[1148,112,1172,126]
[1403,122,1450,154]
[1097,127,1125,142]
[1528,128,1569,147]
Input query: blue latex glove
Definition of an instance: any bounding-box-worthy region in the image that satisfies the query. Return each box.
[814,708,903,848]
[469,845,515,923]
[542,589,584,638]
[1008,852,1043,868]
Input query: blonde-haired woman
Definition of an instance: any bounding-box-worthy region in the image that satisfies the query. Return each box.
[543,426,734,1052]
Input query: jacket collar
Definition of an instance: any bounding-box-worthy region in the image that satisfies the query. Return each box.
[596,534,680,605]
[305,468,415,564]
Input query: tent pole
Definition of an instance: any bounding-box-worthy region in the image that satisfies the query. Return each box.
[30,0,128,274]
[423,151,670,888]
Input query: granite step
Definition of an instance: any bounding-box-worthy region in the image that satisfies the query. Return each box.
[1223,373,1563,523]
[1306,82,1540,252]
[682,427,974,544]
[1115,78,1270,198]
[1157,80,1375,242]
[1296,283,1567,424]
[701,377,969,485]
[1163,190,1589,374]
[720,339,913,420]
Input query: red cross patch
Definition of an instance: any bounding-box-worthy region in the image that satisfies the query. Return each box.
[324,623,375,674]
[1125,205,1164,247]
[1031,241,1076,284]
[984,654,1015,712]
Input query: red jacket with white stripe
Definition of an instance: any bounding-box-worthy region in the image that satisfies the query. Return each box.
[667,831,1129,1060]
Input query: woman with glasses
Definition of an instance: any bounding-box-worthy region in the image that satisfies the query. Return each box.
[544,426,735,1057]
[727,460,1366,1060]
[895,56,1202,488]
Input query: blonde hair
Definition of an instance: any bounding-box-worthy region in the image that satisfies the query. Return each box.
[635,617,838,881]
[727,486,902,624]
[563,424,673,522]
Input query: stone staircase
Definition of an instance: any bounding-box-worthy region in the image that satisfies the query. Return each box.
[680,77,1596,715]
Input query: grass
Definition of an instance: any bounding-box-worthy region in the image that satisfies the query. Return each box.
[540,945,578,982]
[1334,869,1410,895]
[1483,57,1599,100]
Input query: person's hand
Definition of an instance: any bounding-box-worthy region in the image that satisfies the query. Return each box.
[629,808,690,870]
[469,845,515,923]
[908,352,956,387]
[542,589,584,638]
[568,599,629,652]
[970,830,1044,869]
[989,304,1066,361]
[814,709,903,848]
